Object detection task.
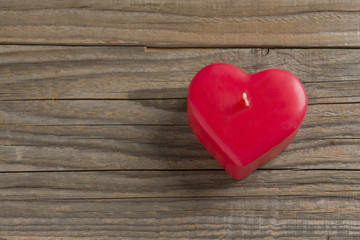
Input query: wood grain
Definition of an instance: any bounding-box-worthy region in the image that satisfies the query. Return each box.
[0,138,359,172]
[0,1,359,47]
[0,46,359,172]
[0,46,359,104]
[2,170,360,200]
[2,197,360,239]
[1,171,360,238]
[1,1,360,238]
[1,99,359,125]
[0,101,359,171]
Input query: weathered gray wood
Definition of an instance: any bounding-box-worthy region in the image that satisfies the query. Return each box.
[1,171,360,238]
[1,196,359,239]
[0,46,359,104]
[1,2,360,238]
[0,99,358,126]
[0,127,359,172]
[0,46,359,172]
[0,0,359,47]
[0,100,358,171]
[0,138,359,171]
[2,170,360,200]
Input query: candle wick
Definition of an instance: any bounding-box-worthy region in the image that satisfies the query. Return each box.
[243,93,250,106]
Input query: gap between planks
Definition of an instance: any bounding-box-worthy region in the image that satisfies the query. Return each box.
[2,43,360,49]
[0,168,360,174]
[0,98,358,105]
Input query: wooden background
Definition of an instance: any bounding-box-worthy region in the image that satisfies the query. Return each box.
[0,0,360,239]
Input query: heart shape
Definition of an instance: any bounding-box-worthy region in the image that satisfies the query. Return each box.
[187,63,307,180]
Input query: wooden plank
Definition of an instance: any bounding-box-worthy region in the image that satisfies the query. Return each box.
[0,101,358,171]
[0,99,358,126]
[0,126,359,171]
[1,171,360,238]
[2,170,360,200]
[0,46,359,104]
[0,1,359,47]
[1,196,360,239]
[0,138,359,171]
[0,128,359,171]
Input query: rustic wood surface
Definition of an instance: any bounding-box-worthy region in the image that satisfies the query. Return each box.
[0,0,360,47]
[1,0,360,239]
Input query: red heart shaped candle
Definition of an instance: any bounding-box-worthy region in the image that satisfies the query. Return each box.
[187,63,307,180]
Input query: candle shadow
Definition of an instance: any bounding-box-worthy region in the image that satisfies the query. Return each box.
[128,88,238,189]
[128,87,214,166]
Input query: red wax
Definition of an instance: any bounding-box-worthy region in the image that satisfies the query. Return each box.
[187,63,307,180]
